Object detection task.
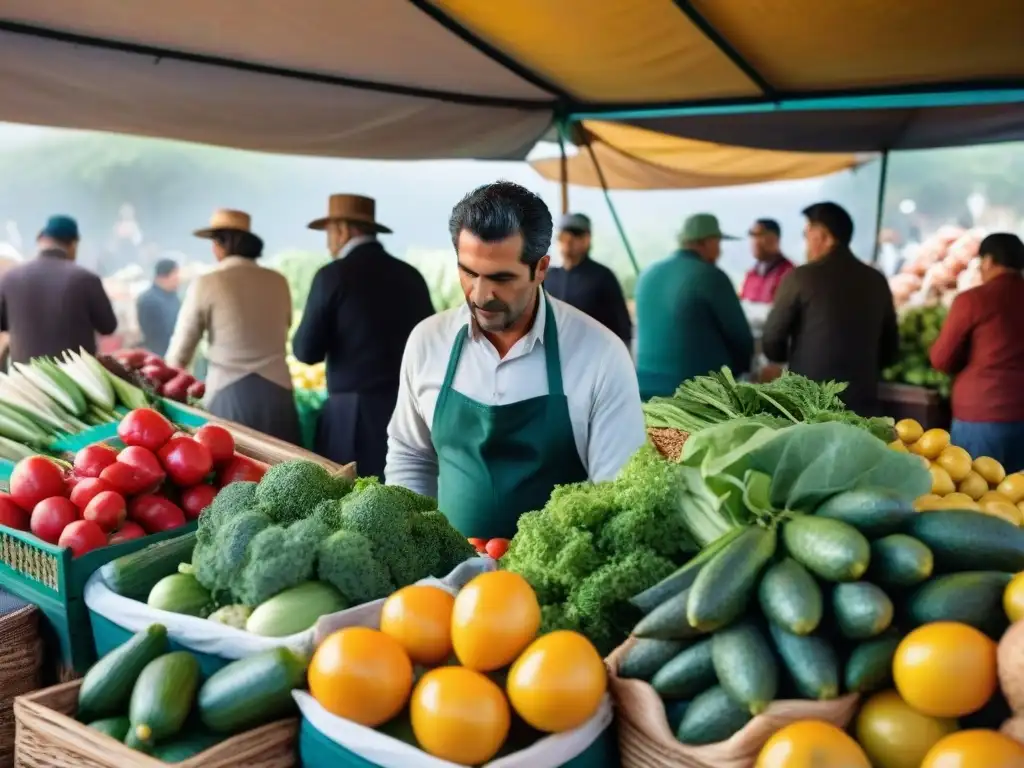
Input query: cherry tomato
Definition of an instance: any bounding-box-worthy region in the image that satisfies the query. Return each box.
[194,425,235,465]
[485,538,510,560]
[128,494,187,533]
[30,497,79,545]
[216,455,268,487]
[72,443,119,479]
[83,490,127,533]
[109,521,146,544]
[468,538,487,553]
[0,492,29,531]
[11,456,67,512]
[180,484,218,520]
[58,520,108,557]
[117,408,175,452]
[158,437,214,488]
[70,477,113,509]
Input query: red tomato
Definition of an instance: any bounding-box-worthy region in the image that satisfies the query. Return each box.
[194,425,235,465]
[107,446,166,495]
[117,408,175,452]
[468,537,487,553]
[83,491,127,533]
[109,521,146,544]
[0,492,29,531]
[128,494,187,534]
[69,477,113,509]
[30,497,79,545]
[58,520,108,557]
[158,437,213,488]
[72,444,119,479]
[216,455,268,487]
[180,484,218,520]
[10,456,67,511]
[485,538,510,560]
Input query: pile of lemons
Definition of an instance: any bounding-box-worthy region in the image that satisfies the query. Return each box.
[888,419,1024,525]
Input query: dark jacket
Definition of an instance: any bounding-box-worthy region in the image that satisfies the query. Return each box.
[762,247,899,416]
[136,284,181,358]
[0,249,118,364]
[545,255,632,345]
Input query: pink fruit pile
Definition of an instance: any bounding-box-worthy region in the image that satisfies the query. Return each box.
[0,408,269,558]
[112,349,205,402]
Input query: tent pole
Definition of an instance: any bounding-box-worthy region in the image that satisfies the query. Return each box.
[871,150,890,265]
[584,139,641,276]
[557,125,569,215]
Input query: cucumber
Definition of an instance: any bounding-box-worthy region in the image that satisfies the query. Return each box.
[650,638,716,700]
[868,534,934,587]
[783,516,870,582]
[151,732,223,762]
[633,587,702,640]
[100,533,197,600]
[687,525,777,632]
[758,558,823,635]
[631,527,745,614]
[813,488,916,537]
[617,638,690,681]
[711,620,779,715]
[907,510,1024,573]
[147,573,215,618]
[844,630,901,694]
[87,716,130,741]
[907,571,1013,636]
[245,581,348,637]
[832,582,894,639]
[767,623,840,700]
[197,647,308,734]
[124,728,152,753]
[675,685,752,746]
[664,700,689,733]
[128,652,200,748]
[77,624,168,722]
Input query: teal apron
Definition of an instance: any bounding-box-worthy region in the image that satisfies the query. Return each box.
[431,298,588,539]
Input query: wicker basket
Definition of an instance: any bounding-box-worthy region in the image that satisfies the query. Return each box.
[0,606,43,768]
[14,680,297,768]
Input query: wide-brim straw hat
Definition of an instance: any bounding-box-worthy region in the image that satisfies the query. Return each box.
[307,194,392,234]
[193,209,254,238]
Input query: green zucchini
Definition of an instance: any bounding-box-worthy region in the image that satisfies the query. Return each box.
[868,534,934,587]
[617,638,690,681]
[907,510,1024,573]
[783,515,870,582]
[128,652,200,748]
[147,573,215,617]
[245,581,347,637]
[675,686,752,745]
[813,488,916,537]
[832,582,894,640]
[650,638,716,700]
[197,647,308,734]
[77,624,168,722]
[844,630,901,694]
[907,571,1013,636]
[87,716,131,741]
[151,731,224,762]
[100,533,198,600]
[711,620,779,715]
[633,586,702,640]
[758,558,823,635]
[768,623,840,700]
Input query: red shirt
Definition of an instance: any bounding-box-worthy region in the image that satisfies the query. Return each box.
[739,256,794,303]
[930,272,1024,422]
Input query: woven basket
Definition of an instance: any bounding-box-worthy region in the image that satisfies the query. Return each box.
[606,639,859,768]
[0,606,42,768]
[14,680,298,768]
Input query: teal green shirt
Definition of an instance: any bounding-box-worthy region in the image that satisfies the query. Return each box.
[635,249,755,399]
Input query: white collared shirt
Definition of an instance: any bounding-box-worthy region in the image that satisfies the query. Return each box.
[385,291,647,498]
[337,235,376,260]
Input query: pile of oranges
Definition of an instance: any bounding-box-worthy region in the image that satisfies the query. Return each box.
[307,571,607,766]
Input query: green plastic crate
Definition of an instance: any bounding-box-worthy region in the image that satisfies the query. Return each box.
[90,611,228,678]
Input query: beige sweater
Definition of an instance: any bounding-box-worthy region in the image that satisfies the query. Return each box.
[166,256,293,400]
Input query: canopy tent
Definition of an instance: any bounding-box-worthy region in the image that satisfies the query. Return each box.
[530,121,865,190]
[0,0,1022,159]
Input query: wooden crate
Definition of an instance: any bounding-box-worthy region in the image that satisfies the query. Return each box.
[877,382,951,431]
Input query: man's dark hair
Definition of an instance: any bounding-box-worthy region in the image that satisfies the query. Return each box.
[802,202,854,246]
[448,180,553,278]
[212,229,264,260]
[979,232,1024,271]
[752,218,781,237]
[154,258,178,278]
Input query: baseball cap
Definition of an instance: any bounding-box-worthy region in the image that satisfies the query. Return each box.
[558,213,591,234]
[39,214,80,242]
[679,213,737,243]
[749,218,781,237]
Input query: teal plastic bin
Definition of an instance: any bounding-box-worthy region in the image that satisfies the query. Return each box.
[89,610,229,678]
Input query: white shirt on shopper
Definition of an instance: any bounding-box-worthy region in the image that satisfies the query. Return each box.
[385,291,647,498]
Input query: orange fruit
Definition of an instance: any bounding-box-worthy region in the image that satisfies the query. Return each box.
[379,585,455,666]
[893,622,997,718]
[411,666,510,765]
[507,631,607,733]
[451,571,540,672]
[855,690,957,768]
[921,729,1024,768]
[308,627,413,727]
[756,720,870,767]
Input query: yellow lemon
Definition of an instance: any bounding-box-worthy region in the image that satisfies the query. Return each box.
[929,465,956,496]
[895,419,924,444]
[958,471,990,501]
[911,429,950,460]
[914,494,943,511]
[936,493,980,511]
[973,456,1007,486]
[935,446,973,483]
[889,440,909,453]
[997,474,1024,504]
[1004,573,1024,623]
[980,501,1023,526]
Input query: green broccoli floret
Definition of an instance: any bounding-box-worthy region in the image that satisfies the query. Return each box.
[312,498,345,531]
[317,529,395,603]
[230,516,329,606]
[195,480,259,546]
[193,507,273,602]
[388,485,437,514]
[337,484,428,587]
[411,511,477,577]
[255,460,351,525]
[352,476,380,493]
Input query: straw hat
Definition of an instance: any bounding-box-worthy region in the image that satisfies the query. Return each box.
[307,194,392,234]
[193,209,253,239]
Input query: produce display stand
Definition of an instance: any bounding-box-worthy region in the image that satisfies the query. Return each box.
[13,680,297,768]
[877,382,950,431]
[0,604,42,768]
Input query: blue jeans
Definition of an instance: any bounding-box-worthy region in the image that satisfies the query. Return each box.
[951,420,1024,474]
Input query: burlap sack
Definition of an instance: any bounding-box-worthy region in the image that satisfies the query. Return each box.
[607,638,860,768]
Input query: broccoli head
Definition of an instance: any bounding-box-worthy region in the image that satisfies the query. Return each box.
[411,511,477,577]
[255,460,351,525]
[195,480,258,546]
[337,483,428,587]
[230,516,329,606]
[192,507,273,601]
[317,529,395,604]
[312,498,345,532]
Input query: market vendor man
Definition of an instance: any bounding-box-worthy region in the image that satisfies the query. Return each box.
[384,181,647,539]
